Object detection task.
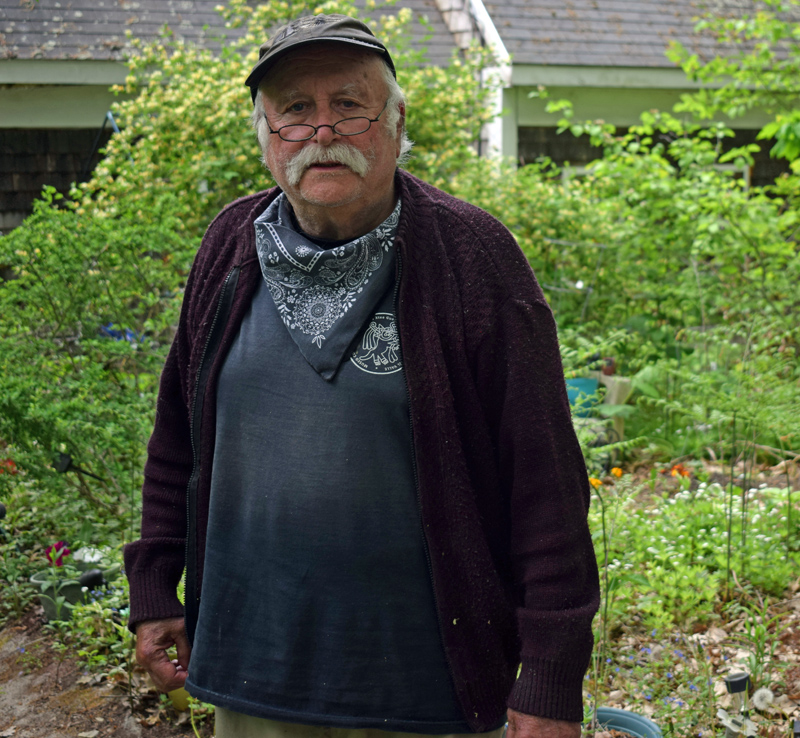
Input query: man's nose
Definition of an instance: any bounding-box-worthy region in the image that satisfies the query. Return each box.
[311,113,339,145]
[313,125,337,145]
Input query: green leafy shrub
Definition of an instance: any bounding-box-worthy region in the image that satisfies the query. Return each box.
[0,188,195,547]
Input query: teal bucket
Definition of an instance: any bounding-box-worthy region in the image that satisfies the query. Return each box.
[595,707,662,738]
[566,377,600,417]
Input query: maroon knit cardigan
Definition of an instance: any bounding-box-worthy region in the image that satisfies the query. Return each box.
[124,170,599,730]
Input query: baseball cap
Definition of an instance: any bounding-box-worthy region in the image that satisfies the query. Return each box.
[245,14,396,103]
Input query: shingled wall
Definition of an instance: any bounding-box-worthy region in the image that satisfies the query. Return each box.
[0,128,111,235]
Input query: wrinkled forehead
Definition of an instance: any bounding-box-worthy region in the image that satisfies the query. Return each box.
[262,42,387,98]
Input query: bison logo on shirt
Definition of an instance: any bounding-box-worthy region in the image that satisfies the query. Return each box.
[350,313,402,374]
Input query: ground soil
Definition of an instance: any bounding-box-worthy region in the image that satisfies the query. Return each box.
[0,609,211,738]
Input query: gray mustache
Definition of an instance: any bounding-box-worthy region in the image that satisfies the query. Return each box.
[285,142,371,186]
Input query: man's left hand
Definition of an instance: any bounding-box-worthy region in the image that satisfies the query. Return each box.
[506,708,581,738]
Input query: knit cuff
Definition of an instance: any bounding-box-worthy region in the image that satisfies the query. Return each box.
[124,537,186,633]
[507,658,588,722]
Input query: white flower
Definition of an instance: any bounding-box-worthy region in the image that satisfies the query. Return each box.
[751,687,774,711]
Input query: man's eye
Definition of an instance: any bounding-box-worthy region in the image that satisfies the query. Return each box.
[287,103,306,113]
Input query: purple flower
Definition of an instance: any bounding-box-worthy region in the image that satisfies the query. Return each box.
[45,541,70,567]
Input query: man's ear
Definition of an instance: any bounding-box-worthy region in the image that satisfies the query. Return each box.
[396,102,406,155]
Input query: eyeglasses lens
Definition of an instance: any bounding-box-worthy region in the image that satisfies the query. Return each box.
[279,117,371,141]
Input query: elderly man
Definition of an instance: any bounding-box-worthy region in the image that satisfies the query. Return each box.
[124,14,599,738]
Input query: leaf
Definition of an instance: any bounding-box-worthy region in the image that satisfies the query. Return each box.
[78,732,100,738]
[596,404,635,418]
[633,380,660,399]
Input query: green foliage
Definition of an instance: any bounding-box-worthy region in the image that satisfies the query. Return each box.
[590,477,799,635]
[68,578,133,678]
[668,0,800,167]
[728,601,787,689]
[0,187,194,547]
[0,553,33,625]
[586,470,795,736]
[477,96,800,461]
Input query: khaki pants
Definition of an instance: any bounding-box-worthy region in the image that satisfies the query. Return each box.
[214,709,506,738]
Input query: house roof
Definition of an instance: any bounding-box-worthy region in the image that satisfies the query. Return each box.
[482,0,744,68]
[0,0,457,66]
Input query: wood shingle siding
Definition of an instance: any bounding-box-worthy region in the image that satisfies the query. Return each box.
[0,128,110,233]
[482,0,725,67]
[0,0,457,66]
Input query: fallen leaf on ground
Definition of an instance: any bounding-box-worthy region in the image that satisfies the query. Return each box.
[772,694,798,715]
[706,626,727,643]
[77,732,99,738]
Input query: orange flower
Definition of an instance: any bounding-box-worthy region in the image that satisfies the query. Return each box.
[589,477,603,489]
[670,463,690,478]
[610,467,623,478]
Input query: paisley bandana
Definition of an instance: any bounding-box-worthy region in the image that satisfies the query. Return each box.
[254,194,400,380]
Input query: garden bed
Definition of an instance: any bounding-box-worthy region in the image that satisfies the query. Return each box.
[0,610,211,737]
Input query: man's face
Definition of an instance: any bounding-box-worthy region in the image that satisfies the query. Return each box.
[260,44,401,222]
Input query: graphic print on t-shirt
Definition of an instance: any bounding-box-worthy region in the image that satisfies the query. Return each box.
[350,312,401,374]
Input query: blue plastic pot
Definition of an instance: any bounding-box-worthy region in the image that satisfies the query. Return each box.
[595,707,662,738]
[566,377,600,417]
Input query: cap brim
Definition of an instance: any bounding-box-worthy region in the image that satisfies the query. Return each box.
[245,37,395,103]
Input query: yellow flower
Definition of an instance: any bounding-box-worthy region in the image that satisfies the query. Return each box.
[589,477,603,489]
[611,467,623,478]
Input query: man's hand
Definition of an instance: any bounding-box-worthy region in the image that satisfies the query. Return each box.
[506,709,581,738]
[135,617,191,692]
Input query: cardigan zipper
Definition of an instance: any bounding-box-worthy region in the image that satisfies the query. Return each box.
[184,264,240,642]
[393,251,455,694]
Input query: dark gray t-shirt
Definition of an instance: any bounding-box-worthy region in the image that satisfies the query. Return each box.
[186,271,468,731]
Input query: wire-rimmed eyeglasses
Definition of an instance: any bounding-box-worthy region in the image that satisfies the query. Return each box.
[265,101,389,142]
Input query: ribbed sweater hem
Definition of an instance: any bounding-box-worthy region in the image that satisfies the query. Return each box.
[507,659,587,723]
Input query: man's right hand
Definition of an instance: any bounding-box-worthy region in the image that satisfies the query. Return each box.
[135,617,192,692]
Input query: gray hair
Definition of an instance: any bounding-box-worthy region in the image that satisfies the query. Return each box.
[251,58,413,167]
